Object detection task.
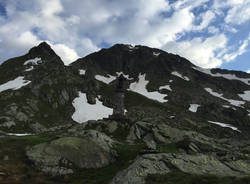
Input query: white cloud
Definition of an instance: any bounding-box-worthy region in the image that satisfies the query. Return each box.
[223,34,250,62]
[213,0,250,25]
[39,0,63,17]
[0,0,249,70]
[208,26,219,34]
[162,34,227,68]
[225,1,250,25]
[172,0,210,10]
[49,42,79,65]
[17,31,40,47]
[66,15,80,25]
[246,69,250,73]
[192,10,215,31]
[142,7,194,48]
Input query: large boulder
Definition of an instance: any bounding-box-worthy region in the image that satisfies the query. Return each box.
[111,153,250,184]
[26,131,116,175]
[126,121,213,149]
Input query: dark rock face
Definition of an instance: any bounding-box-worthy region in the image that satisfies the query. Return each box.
[1,42,250,183]
[72,44,193,80]
[1,42,250,135]
[71,43,250,137]
[0,42,83,133]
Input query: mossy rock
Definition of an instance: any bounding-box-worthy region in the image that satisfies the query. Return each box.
[26,135,117,175]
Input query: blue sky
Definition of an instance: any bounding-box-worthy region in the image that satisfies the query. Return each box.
[0,0,249,72]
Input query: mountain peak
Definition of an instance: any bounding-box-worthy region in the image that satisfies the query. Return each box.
[37,41,51,50]
[73,43,194,78]
[28,41,57,59]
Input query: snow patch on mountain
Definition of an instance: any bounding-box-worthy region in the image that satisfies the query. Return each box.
[72,92,113,123]
[193,67,250,85]
[129,73,167,103]
[188,104,200,112]
[126,44,139,52]
[171,71,190,81]
[127,44,135,49]
[127,44,138,50]
[95,74,116,84]
[153,52,161,57]
[25,66,34,72]
[208,121,240,132]
[116,72,133,80]
[6,133,32,136]
[24,57,42,65]
[0,77,31,93]
[204,88,245,107]
[79,69,86,75]
[95,72,133,84]
[23,57,42,72]
[222,105,236,110]
[239,91,250,102]
[159,85,172,91]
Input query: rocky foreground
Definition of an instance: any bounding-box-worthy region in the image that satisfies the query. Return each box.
[1,117,250,184]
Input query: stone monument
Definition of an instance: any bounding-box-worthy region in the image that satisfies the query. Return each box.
[109,74,126,120]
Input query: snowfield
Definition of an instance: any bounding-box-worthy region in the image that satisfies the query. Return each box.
[129,73,168,103]
[193,67,250,85]
[95,72,133,84]
[72,92,113,123]
[204,88,245,107]
[171,71,190,81]
[79,69,86,75]
[153,52,161,57]
[188,104,200,112]
[116,72,133,80]
[95,74,116,84]
[208,121,240,132]
[0,76,31,93]
[127,44,138,51]
[159,84,172,91]
[24,57,42,72]
[6,133,32,136]
[25,66,34,72]
[239,91,250,102]
[24,57,42,65]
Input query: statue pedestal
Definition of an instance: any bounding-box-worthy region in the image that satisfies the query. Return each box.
[106,114,131,124]
[108,114,127,120]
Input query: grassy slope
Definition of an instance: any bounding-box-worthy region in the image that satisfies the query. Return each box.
[146,172,250,184]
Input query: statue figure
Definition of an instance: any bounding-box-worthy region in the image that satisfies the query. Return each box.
[113,74,126,117]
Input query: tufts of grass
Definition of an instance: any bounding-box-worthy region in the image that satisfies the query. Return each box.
[146,171,250,184]
[65,143,145,184]
[156,143,179,153]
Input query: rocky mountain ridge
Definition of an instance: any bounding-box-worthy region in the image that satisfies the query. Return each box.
[0,42,250,183]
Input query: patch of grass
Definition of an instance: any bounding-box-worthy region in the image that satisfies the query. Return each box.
[66,143,145,184]
[0,135,52,159]
[146,171,250,184]
[99,84,116,100]
[0,135,56,184]
[125,91,166,109]
[156,143,178,153]
[111,124,130,142]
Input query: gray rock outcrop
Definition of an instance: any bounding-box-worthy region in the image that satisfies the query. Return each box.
[111,153,250,184]
[26,131,116,175]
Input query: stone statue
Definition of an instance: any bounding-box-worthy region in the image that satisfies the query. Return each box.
[112,74,126,117]
[116,74,126,92]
